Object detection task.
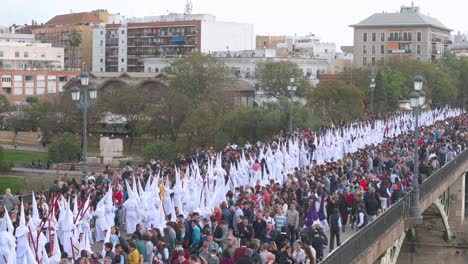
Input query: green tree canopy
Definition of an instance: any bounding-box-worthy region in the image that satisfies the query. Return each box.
[48,132,81,163]
[142,141,177,161]
[312,80,364,123]
[256,61,309,98]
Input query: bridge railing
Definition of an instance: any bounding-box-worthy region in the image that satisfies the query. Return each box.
[321,196,409,264]
[321,148,468,263]
[419,148,468,200]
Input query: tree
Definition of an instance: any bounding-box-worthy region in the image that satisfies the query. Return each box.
[48,132,81,163]
[142,141,176,161]
[256,61,307,98]
[98,86,151,150]
[168,53,229,105]
[312,80,364,123]
[25,96,39,104]
[0,146,13,172]
[69,29,82,48]
[0,95,11,114]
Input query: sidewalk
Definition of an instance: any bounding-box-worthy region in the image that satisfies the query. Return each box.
[10,167,82,176]
[1,144,47,153]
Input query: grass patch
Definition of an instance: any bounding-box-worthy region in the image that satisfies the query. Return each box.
[4,149,48,164]
[0,176,56,193]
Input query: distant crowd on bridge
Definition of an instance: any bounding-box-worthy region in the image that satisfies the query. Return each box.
[0,108,467,264]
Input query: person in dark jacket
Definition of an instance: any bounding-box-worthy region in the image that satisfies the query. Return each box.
[329,208,341,251]
[337,193,350,232]
[310,225,327,261]
[365,187,379,222]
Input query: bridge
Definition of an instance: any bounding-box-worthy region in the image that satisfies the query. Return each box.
[322,149,468,264]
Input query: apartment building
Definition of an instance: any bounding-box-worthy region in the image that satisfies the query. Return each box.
[0,70,78,102]
[92,13,254,72]
[256,35,286,49]
[350,4,451,68]
[31,10,107,71]
[0,41,64,70]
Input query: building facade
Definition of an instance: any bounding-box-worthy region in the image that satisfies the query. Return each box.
[0,70,78,102]
[92,13,254,72]
[0,42,64,70]
[0,33,36,43]
[31,11,106,71]
[351,4,451,68]
[256,35,287,49]
[141,55,329,81]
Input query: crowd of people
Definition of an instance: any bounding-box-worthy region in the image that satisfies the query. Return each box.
[0,108,467,264]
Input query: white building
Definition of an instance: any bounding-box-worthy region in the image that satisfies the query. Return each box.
[141,54,329,81]
[276,34,337,62]
[0,42,64,70]
[0,33,36,43]
[92,13,254,72]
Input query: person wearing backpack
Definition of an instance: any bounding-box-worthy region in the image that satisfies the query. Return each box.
[356,204,368,230]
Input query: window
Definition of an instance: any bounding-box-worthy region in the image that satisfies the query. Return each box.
[58,76,67,82]
[37,88,45,95]
[363,33,368,42]
[417,32,422,42]
[148,67,152,73]
[381,45,385,54]
[100,40,103,45]
[1,76,11,82]
[372,57,376,66]
[14,75,22,82]
[381,32,385,42]
[24,52,28,58]
[57,53,62,59]
[41,53,46,58]
[25,88,34,95]
[121,30,125,34]
[121,68,124,72]
[372,33,376,42]
[121,58,125,62]
[100,58,103,63]
[14,88,23,95]
[372,45,376,55]
[101,31,104,35]
[25,76,34,82]
[362,45,367,54]
[15,51,20,58]
[0,51,3,57]
[417,45,422,54]
[48,75,56,82]
[363,57,367,66]
[100,67,103,72]
[37,75,45,82]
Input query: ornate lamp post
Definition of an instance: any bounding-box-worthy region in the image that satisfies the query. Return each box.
[71,67,97,178]
[409,75,426,223]
[287,76,297,132]
[369,76,376,114]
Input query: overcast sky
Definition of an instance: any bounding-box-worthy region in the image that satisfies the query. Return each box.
[2,0,467,47]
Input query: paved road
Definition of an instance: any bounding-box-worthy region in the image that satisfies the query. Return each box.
[1,144,46,152]
[324,224,356,256]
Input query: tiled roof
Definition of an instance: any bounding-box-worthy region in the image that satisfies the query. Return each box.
[351,12,450,31]
[45,12,103,26]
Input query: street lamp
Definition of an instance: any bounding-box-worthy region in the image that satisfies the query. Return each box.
[369,76,376,115]
[287,76,297,132]
[71,66,97,178]
[409,75,425,223]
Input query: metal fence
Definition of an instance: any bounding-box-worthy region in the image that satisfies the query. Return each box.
[321,197,408,264]
[419,149,468,200]
[321,148,468,263]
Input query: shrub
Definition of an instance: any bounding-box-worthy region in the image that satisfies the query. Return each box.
[48,132,81,163]
[142,141,177,161]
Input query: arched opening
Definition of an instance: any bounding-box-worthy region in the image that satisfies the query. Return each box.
[98,79,129,94]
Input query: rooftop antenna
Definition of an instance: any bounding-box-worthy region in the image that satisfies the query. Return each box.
[184,0,193,15]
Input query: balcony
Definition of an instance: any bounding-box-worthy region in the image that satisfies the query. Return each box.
[387,37,412,42]
[432,49,441,55]
[388,49,412,54]
[432,37,442,43]
[444,40,453,45]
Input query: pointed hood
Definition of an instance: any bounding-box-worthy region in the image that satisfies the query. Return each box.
[15,200,28,237]
[32,191,41,226]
